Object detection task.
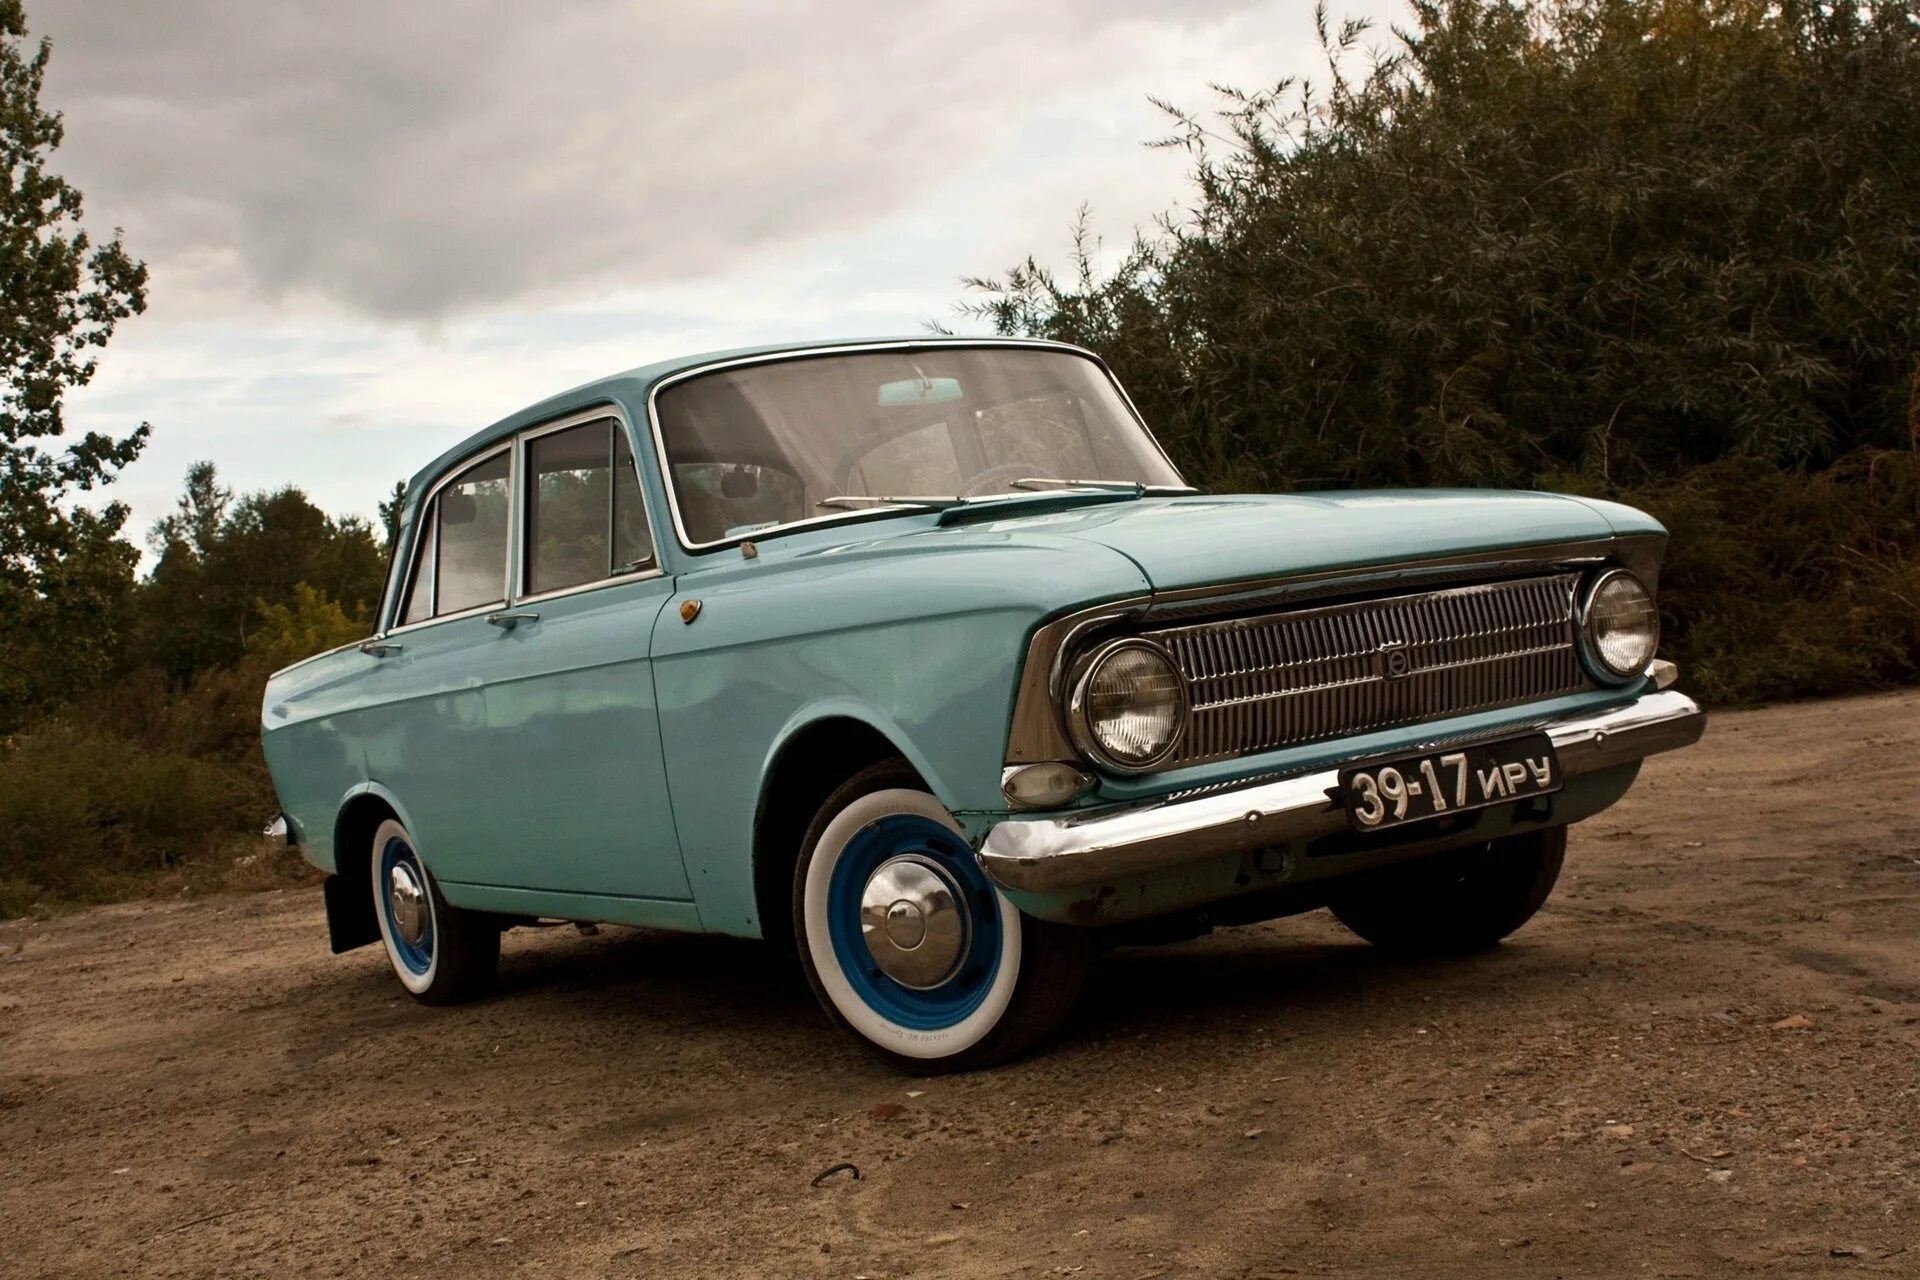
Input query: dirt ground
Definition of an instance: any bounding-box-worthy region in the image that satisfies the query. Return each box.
[3,691,1917,1279]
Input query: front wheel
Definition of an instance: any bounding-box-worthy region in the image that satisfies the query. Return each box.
[370,819,500,1005]
[793,762,1090,1073]
[1327,826,1567,956]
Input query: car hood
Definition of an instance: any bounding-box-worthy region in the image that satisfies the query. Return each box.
[955,490,1633,593]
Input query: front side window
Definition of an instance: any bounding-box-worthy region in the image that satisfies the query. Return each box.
[525,419,655,597]
[653,347,1183,546]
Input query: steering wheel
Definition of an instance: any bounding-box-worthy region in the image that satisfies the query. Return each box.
[959,463,1047,500]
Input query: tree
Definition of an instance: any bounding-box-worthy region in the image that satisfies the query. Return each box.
[0,0,149,726]
[148,460,231,560]
[246,582,369,671]
[378,480,408,552]
[138,463,387,680]
[967,0,1920,701]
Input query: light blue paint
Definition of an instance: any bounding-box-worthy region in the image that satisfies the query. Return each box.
[650,526,1148,935]
[262,337,1674,948]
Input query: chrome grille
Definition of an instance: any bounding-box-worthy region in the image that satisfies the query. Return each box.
[1155,574,1587,768]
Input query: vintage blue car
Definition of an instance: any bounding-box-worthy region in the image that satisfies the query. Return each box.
[262,337,1705,1071]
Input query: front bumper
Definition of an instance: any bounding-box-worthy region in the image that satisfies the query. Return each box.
[977,688,1705,894]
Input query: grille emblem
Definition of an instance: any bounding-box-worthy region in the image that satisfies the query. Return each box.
[1379,644,1412,680]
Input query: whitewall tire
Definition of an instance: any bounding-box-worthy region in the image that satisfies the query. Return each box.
[369,818,499,1005]
[793,762,1090,1072]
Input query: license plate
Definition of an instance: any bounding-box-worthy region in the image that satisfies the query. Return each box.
[1340,734,1561,832]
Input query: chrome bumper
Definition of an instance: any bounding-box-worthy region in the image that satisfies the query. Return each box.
[978,689,1705,894]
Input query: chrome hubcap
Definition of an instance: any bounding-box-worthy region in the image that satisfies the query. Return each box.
[387,862,428,946]
[859,853,970,990]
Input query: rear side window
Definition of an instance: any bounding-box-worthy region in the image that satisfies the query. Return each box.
[438,452,511,613]
[420,451,510,617]
[399,517,436,625]
[525,419,655,596]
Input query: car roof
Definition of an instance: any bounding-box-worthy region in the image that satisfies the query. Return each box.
[403,334,1092,499]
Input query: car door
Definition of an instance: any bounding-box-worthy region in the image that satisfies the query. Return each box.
[464,410,692,904]
[357,444,519,883]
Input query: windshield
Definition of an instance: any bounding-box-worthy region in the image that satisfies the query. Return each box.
[652,346,1184,546]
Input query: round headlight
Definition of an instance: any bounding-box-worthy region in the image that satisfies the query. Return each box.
[1581,569,1659,681]
[1071,640,1188,771]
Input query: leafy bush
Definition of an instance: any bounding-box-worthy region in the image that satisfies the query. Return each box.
[1602,452,1919,701]
[0,584,356,916]
[0,719,295,917]
[967,0,1920,701]
[247,582,370,672]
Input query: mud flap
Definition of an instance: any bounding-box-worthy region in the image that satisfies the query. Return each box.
[323,873,379,954]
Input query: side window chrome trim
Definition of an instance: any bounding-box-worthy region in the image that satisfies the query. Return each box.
[377,402,666,636]
[381,599,515,638]
[514,565,668,608]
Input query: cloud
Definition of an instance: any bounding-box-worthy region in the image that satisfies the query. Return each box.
[31,0,1272,321]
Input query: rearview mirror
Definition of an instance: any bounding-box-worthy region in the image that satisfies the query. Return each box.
[878,376,962,406]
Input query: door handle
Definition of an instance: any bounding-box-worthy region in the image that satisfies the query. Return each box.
[487,610,540,630]
[360,639,404,657]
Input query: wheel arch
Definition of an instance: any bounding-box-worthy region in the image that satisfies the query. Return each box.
[752,713,928,960]
[324,783,422,954]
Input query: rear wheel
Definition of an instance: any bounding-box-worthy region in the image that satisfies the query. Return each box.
[793,761,1090,1073]
[1327,826,1566,956]
[370,818,499,1004]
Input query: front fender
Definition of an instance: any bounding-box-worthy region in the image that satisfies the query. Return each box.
[650,530,1148,937]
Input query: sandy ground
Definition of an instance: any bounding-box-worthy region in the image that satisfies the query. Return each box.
[3,691,1918,1279]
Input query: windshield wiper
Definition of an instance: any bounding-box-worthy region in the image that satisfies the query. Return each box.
[816,495,967,511]
[1010,478,1197,495]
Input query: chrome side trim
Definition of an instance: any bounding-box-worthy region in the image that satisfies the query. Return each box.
[979,688,1705,894]
[513,566,667,608]
[642,338,1187,556]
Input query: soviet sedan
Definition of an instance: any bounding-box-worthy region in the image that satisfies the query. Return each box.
[262,337,1705,1072]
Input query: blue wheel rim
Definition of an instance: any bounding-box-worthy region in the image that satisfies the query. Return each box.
[825,813,1003,1031]
[379,836,434,976]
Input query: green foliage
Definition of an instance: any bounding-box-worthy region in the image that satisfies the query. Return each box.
[378,479,408,551]
[138,463,386,681]
[0,0,148,729]
[247,582,369,671]
[0,462,382,912]
[0,655,291,916]
[0,10,348,914]
[967,0,1920,700]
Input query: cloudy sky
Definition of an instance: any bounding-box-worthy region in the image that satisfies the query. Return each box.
[32,0,1396,547]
